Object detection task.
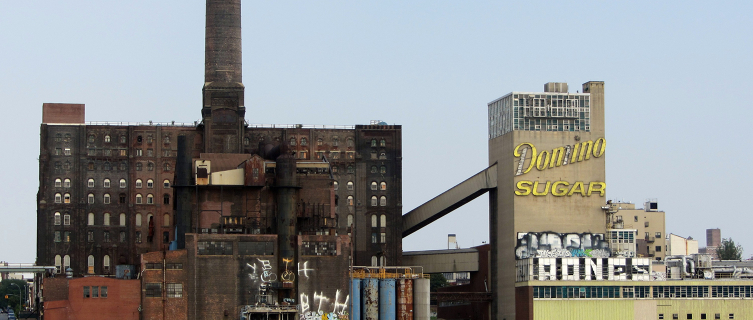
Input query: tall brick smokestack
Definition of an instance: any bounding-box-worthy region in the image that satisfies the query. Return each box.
[202,0,246,153]
[205,0,242,83]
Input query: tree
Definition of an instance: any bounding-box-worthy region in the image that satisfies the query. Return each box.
[717,238,743,260]
[0,279,27,313]
[430,273,448,292]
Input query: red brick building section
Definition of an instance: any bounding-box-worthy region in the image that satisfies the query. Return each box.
[43,276,140,320]
[141,250,188,320]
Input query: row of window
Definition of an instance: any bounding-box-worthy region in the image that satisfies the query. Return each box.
[285,137,361,148]
[81,212,169,227]
[54,193,170,205]
[86,134,170,145]
[84,161,171,171]
[53,178,170,189]
[144,283,182,298]
[83,286,108,298]
[330,164,387,175]
[660,313,734,320]
[53,254,113,275]
[333,181,388,191]
[344,214,388,228]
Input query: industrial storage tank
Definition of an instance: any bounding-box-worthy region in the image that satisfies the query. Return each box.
[351,279,362,320]
[363,278,379,320]
[413,278,430,320]
[397,279,414,320]
[379,279,396,320]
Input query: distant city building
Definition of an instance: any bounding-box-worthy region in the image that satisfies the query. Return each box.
[700,228,722,258]
[608,200,667,261]
[667,233,699,256]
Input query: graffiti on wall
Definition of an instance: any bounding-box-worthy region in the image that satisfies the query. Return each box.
[515,232,610,259]
[300,289,349,320]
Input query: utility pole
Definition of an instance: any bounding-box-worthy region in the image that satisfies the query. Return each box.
[10,283,23,311]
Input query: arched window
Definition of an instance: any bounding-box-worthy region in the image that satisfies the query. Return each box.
[88,213,95,225]
[380,166,386,174]
[379,152,386,160]
[120,161,127,171]
[146,194,154,204]
[163,214,170,227]
[136,213,142,227]
[136,179,142,188]
[64,213,70,225]
[87,255,95,274]
[347,165,354,174]
[380,196,387,206]
[104,194,111,204]
[380,139,386,147]
[243,137,250,146]
[371,256,378,267]
[103,213,110,226]
[63,255,70,271]
[136,194,143,204]
[147,179,154,188]
[64,178,71,188]
[163,180,171,188]
[55,162,62,170]
[317,138,323,146]
[55,193,62,203]
[119,179,127,188]
[88,178,95,188]
[371,166,377,173]
[380,256,386,266]
[163,163,171,171]
[103,179,110,188]
[163,194,170,205]
[380,182,387,190]
[333,181,338,191]
[103,255,110,273]
[120,213,126,226]
[104,162,111,171]
[54,212,61,225]
[147,162,154,171]
[347,138,354,147]
[371,215,377,227]
[136,162,143,171]
[87,162,95,170]
[119,135,126,143]
[54,255,62,274]
[301,138,308,146]
[88,135,95,143]
[55,178,62,188]
[87,193,94,204]
[64,193,71,204]
[347,214,353,227]
[371,196,378,206]
[290,138,297,146]
[371,139,377,147]
[347,196,354,206]
[380,214,386,227]
[104,135,111,143]
[371,181,377,191]
[347,181,354,191]
[55,133,62,142]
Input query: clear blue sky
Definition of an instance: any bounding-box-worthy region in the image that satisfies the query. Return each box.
[1,1,752,263]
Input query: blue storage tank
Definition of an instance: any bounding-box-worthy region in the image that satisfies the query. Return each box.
[379,278,396,320]
[351,279,362,320]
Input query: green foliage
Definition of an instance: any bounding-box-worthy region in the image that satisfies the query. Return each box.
[430,273,448,292]
[0,279,27,311]
[717,238,743,260]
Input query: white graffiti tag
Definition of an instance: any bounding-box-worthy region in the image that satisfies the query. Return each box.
[257,259,277,282]
[298,261,314,278]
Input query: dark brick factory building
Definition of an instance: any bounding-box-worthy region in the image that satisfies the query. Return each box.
[36,1,402,319]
